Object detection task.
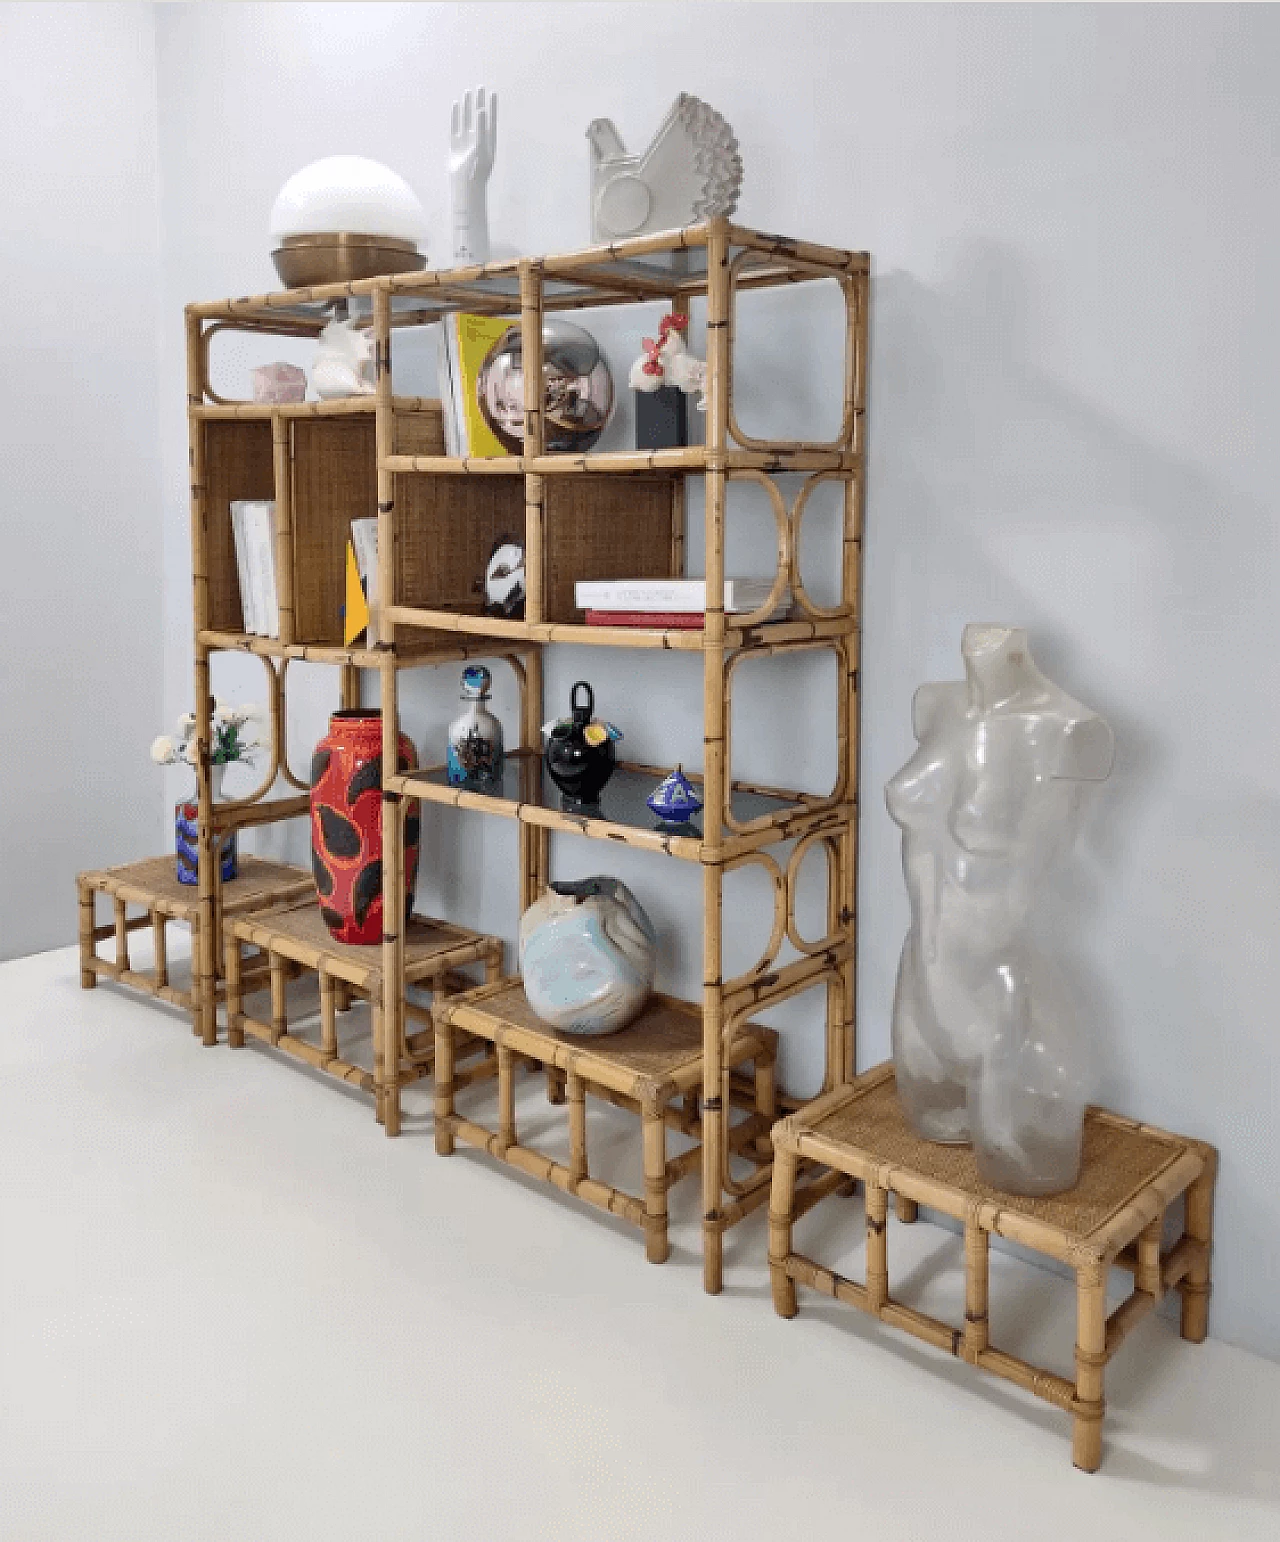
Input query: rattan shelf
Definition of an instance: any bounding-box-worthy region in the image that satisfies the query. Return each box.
[77,856,313,1039]
[224,899,503,1133]
[381,448,860,476]
[434,977,779,1263]
[768,1063,1217,1472]
[382,603,854,653]
[198,627,535,672]
[170,219,867,1292]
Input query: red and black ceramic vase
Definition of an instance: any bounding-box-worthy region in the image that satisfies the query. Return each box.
[309,709,420,945]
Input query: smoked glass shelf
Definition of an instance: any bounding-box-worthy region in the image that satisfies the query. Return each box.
[388,750,834,862]
[186,224,868,331]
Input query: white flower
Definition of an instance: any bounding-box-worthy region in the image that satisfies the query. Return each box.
[150,735,176,765]
[177,712,196,736]
[239,702,263,723]
[214,704,236,725]
[181,739,200,766]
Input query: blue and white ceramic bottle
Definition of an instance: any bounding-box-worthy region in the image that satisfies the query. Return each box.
[446,665,504,789]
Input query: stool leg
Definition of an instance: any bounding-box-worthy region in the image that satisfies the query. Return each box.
[768,1146,799,1318]
[866,1183,889,1311]
[1073,1259,1108,1473]
[434,1012,456,1156]
[546,1066,567,1105]
[895,1195,919,1223]
[225,934,244,1048]
[497,1044,516,1153]
[269,956,287,1046]
[1180,1150,1217,1343]
[151,909,169,991]
[642,1098,669,1264]
[963,1222,990,1359]
[567,1071,587,1183]
[78,883,97,989]
[753,1045,777,1156]
[198,914,217,1046]
[319,971,338,1059]
[334,979,352,1013]
[114,899,130,974]
[375,1004,400,1137]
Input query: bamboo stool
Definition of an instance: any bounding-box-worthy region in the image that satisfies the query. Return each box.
[224,898,503,1135]
[768,1063,1216,1472]
[77,855,313,1039]
[434,978,779,1265]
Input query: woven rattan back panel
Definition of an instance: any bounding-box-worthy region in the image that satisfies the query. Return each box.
[291,418,375,644]
[204,420,275,631]
[818,1075,1188,1243]
[544,475,678,624]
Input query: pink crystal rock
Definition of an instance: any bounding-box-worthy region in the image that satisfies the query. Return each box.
[251,362,307,404]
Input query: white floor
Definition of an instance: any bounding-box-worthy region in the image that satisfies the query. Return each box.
[2,944,1278,1542]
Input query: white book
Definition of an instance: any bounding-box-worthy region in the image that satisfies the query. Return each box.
[351,517,379,609]
[229,500,259,634]
[573,577,786,614]
[241,500,279,640]
[443,313,469,456]
[436,322,459,458]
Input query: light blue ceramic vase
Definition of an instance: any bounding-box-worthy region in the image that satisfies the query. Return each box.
[519,877,657,1035]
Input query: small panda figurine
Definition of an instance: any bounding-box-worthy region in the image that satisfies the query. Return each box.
[482,537,525,619]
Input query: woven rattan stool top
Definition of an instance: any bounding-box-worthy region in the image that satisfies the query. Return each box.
[228,899,501,990]
[776,1063,1212,1266]
[438,978,777,1099]
[79,855,313,921]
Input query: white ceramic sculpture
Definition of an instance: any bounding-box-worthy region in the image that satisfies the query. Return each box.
[311,315,375,399]
[269,155,427,243]
[587,93,743,242]
[886,625,1114,1195]
[520,878,657,1036]
[449,87,497,264]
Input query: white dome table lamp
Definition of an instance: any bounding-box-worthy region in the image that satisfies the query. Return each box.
[269,155,428,288]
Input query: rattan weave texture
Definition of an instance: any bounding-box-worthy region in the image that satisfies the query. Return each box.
[445,979,772,1078]
[812,1072,1189,1242]
[85,855,311,917]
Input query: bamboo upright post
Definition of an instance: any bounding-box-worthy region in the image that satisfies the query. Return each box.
[700,219,732,1295]
[77,883,96,989]
[519,261,546,628]
[1180,1147,1217,1342]
[187,308,218,1049]
[374,285,405,1137]
[1073,1259,1108,1472]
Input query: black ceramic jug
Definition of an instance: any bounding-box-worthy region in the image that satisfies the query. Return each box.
[544,681,619,806]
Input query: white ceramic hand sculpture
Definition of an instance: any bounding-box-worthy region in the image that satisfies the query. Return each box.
[885,625,1114,1195]
[449,86,497,265]
[311,315,375,399]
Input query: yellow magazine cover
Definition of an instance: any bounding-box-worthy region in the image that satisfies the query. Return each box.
[452,312,518,458]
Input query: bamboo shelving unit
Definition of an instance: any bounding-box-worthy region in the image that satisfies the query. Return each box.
[183,219,867,1290]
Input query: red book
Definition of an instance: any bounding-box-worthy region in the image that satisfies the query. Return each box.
[584,610,706,629]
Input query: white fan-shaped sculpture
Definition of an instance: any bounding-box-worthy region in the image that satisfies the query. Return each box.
[269,155,426,242]
[587,93,743,242]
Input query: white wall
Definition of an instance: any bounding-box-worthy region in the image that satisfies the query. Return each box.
[0,3,165,960]
[149,2,1280,1359]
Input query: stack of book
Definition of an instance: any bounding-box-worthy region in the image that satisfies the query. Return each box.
[437,312,515,459]
[574,578,789,629]
[230,500,279,638]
